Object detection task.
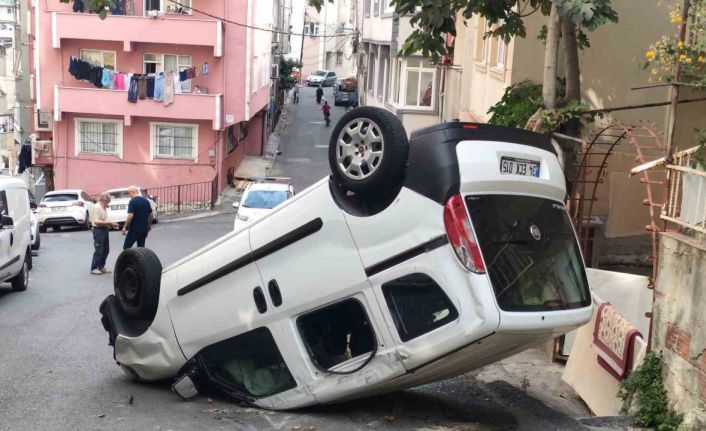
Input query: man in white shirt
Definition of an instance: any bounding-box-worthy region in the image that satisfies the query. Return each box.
[91,193,119,275]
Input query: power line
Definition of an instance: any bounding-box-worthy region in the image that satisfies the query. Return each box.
[168,0,358,38]
[299,34,353,61]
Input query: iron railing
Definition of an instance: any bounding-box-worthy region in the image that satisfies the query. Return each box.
[662,145,706,234]
[146,179,217,215]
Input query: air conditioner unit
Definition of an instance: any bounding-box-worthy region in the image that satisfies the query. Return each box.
[35,110,52,131]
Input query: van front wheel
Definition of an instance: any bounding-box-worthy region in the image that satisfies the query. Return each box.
[11,253,29,291]
[114,248,162,319]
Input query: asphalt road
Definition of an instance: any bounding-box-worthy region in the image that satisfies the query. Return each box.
[0,94,601,430]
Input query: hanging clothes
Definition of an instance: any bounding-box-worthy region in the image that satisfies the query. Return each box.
[179,69,187,82]
[88,66,104,88]
[114,73,126,91]
[202,61,208,76]
[173,71,182,94]
[127,76,139,103]
[18,144,31,174]
[101,69,114,89]
[146,76,155,98]
[76,59,92,80]
[154,74,165,102]
[72,0,85,13]
[69,57,79,78]
[194,66,201,77]
[138,75,147,99]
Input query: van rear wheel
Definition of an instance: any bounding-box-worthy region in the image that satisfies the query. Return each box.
[114,248,162,319]
[11,253,29,292]
[328,107,409,197]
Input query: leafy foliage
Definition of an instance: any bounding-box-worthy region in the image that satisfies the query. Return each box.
[694,129,706,169]
[307,0,324,11]
[390,0,617,62]
[487,81,544,128]
[279,58,302,91]
[618,352,683,431]
[538,24,591,49]
[59,0,115,18]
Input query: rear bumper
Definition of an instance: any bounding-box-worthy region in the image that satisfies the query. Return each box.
[39,217,84,227]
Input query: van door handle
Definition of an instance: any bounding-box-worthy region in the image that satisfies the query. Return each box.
[253,286,267,314]
[268,280,282,307]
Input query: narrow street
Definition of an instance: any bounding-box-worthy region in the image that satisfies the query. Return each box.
[0,95,608,430]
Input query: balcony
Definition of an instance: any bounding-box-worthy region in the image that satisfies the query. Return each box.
[52,12,223,57]
[54,85,222,130]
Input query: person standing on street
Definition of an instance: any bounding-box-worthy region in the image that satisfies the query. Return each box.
[321,99,331,127]
[91,193,119,275]
[292,82,299,104]
[316,85,324,104]
[122,186,153,249]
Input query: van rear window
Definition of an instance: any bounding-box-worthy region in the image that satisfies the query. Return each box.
[465,195,591,312]
[43,194,78,202]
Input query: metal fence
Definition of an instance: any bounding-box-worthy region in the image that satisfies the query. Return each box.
[146,179,217,215]
[662,145,706,234]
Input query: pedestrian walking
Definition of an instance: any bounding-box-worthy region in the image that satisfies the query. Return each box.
[292,83,299,104]
[90,193,119,275]
[122,185,153,249]
[321,99,331,127]
[316,85,324,104]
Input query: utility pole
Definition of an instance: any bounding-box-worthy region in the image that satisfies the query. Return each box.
[299,7,305,79]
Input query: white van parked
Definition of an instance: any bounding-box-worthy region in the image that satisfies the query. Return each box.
[100,108,592,409]
[0,177,32,291]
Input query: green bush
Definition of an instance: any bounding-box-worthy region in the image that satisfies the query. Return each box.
[487,81,544,128]
[618,352,683,431]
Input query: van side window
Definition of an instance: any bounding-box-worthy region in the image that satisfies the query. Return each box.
[297,299,376,371]
[382,274,459,342]
[198,327,296,398]
[0,191,8,216]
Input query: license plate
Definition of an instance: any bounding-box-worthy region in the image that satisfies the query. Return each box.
[52,207,65,212]
[111,205,126,210]
[500,157,540,178]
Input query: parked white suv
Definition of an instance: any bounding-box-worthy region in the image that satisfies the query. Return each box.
[100,108,592,409]
[0,177,32,291]
[105,187,159,227]
[37,189,95,232]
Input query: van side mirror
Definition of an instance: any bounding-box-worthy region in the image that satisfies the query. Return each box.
[1,215,13,229]
[171,374,199,399]
[232,202,239,209]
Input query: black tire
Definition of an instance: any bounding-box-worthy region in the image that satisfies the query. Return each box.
[328,107,409,196]
[39,225,47,234]
[51,226,61,232]
[114,248,162,319]
[11,253,29,292]
[82,212,91,231]
[32,231,40,251]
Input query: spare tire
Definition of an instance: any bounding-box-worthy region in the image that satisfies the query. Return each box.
[328,107,409,196]
[113,248,162,320]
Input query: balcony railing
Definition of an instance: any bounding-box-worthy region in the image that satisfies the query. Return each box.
[55,85,223,130]
[662,146,706,234]
[52,11,223,57]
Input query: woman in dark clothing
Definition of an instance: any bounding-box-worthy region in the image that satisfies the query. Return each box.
[316,85,324,104]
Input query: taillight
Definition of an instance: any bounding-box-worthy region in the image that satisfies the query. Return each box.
[443,194,485,274]
[38,203,46,208]
[75,201,85,207]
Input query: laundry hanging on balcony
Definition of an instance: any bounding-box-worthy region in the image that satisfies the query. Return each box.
[68,56,210,106]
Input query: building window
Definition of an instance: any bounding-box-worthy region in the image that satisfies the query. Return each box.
[226,122,247,154]
[401,58,435,108]
[494,38,507,69]
[382,274,459,342]
[367,52,376,94]
[144,53,191,92]
[364,0,371,17]
[336,51,343,65]
[145,0,191,15]
[198,327,297,398]
[474,18,492,63]
[384,0,394,14]
[304,17,320,36]
[150,122,198,160]
[297,299,376,372]
[80,49,116,71]
[74,118,123,157]
[373,0,379,16]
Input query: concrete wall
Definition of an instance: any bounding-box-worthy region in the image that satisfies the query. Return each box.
[653,232,706,429]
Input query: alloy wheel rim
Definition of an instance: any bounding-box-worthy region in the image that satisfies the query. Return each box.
[336,118,384,181]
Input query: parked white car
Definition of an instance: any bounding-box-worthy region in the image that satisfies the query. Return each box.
[0,177,32,291]
[37,189,95,232]
[28,190,40,251]
[233,180,294,231]
[306,70,336,87]
[100,108,592,410]
[105,188,159,227]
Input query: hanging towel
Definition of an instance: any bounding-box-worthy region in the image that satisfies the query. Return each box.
[153,74,164,101]
[88,66,104,88]
[75,59,91,81]
[179,69,187,82]
[202,61,208,76]
[101,69,113,89]
[138,75,147,99]
[592,303,642,381]
[114,73,126,91]
[146,76,155,98]
[127,76,139,103]
[163,72,174,106]
[174,71,182,94]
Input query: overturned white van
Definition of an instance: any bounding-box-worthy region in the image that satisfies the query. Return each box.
[100,107,592,409]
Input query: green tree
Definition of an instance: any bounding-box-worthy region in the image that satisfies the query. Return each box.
[279,58,302,91]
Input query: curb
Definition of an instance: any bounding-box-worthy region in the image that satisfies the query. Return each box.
[159,210,223,223]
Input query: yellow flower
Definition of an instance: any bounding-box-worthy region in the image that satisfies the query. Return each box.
[646,50,655,59]
[677,41,684,49]
[679,54,687,61]
[671,16,682,23]
[685,57,692,64]
[699,56,705,63]
[651,69,658,75]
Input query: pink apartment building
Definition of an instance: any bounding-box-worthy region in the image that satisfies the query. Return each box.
[30,0,275,194]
